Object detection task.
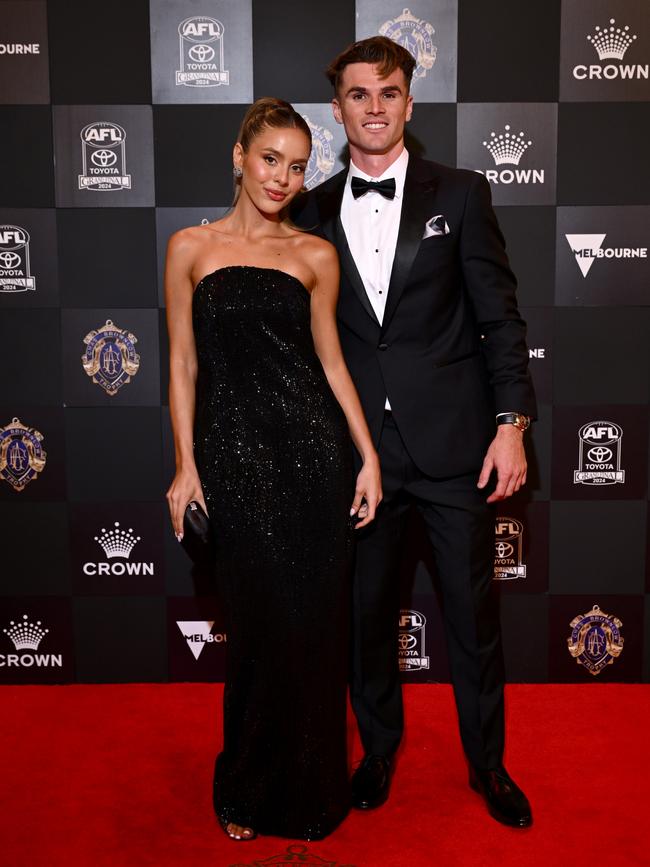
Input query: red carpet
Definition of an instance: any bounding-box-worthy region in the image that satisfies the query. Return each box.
[0,684,647,867]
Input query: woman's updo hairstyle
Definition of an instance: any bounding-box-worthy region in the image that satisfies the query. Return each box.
[233,97,312,204]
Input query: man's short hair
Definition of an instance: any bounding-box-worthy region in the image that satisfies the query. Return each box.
[326,36,416,93]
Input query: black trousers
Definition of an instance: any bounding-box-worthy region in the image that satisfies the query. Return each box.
[351,412,505,771]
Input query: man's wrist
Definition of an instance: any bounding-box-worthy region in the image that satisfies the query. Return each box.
[495,423,524,439]
[496,412,530,433]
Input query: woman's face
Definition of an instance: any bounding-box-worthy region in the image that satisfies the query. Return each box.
[234,126,311,214]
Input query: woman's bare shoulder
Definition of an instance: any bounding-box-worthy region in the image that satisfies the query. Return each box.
[167,223,213,254]
[293,231,338,266]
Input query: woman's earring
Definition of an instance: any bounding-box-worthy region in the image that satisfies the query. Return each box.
[233,166,243,178]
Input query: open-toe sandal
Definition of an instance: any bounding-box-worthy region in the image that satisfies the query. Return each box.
[217,814,257,841]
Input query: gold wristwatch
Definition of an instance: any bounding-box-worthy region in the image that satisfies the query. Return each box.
[496,412,531,432]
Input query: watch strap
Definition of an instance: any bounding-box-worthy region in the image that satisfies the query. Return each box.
[496,412,530,432]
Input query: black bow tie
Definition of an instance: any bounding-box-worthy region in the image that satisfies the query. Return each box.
[351,176,396,200]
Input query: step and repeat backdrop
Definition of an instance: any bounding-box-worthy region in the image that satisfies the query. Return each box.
[1,0,649,685]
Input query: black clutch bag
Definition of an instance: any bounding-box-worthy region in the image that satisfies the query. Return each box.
[181,500,213,565]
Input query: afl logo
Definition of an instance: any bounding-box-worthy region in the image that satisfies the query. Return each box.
[574,421,624,486]
[176,16,229,87]
[494,518,526,580]
[79,122,131,191]
[179,16,223,42]
[0,417,47,492]
[0,224,35,293]
[302,116,335,189]
[579,422,622,445]
[398,609,429,672]
[379,8,437,81]
[81,122,125,146]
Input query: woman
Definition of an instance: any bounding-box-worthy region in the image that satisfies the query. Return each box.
[164,98,382,842]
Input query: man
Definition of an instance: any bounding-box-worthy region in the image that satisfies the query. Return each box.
[293,37,537,827]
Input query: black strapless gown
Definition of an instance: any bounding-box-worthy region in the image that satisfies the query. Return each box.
[192,265,354,840]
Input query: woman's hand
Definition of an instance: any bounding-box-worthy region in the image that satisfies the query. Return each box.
[166,467,207,540]
[350,455,383,529]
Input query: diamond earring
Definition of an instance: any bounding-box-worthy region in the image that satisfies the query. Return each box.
[233,166,243,178]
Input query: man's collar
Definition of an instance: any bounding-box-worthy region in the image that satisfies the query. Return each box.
[347,148,409,199]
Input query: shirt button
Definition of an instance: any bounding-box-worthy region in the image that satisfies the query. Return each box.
[378,290,383,294]
[378,343,389,351]
[375,249,379,252]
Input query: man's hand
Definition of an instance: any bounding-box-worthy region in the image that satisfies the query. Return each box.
[477,425,527,503]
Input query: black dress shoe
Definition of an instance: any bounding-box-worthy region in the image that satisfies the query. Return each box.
[469,766,532,828]
[351,755,392,810]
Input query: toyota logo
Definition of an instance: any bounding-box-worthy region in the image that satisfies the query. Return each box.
[91,149,117,167]
[188,44,215,62]
[495,541,514,558]
[399,634,417,650]
[587,446,612,463]
[0,251,21,268]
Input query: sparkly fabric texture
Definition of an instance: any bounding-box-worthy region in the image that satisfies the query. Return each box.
[192,265,354,840]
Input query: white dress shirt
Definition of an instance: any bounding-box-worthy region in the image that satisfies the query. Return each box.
[340,147,409,410]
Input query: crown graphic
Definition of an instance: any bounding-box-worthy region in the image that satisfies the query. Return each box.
[482,125,532,166]
[587,19,637,60]
[94,522,141,559]
[3,614,48,651]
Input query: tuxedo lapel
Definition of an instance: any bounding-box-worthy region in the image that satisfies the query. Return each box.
[381,159,439,334]
[316,170,380,327]
[334,218,380,326]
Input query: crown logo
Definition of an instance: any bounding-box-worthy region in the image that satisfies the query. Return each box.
[94,522,141,559]
[482,125,532,166]
[587,19,637,60]
[3,614,49,651]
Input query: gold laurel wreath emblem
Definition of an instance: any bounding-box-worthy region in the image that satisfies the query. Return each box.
[567,605,624,675]
[82,319,140,396]
[0,417,47,492]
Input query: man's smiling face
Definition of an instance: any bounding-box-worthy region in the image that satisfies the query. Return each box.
[332,62,413,159]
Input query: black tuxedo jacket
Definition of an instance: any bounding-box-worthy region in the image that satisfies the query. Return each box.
[293,155,537,478]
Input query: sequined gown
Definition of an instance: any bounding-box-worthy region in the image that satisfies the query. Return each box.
[192,265,354,840]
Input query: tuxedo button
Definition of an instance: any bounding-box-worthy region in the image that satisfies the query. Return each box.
[378,343,389,351]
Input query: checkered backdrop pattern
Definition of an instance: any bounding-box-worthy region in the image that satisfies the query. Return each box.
[1,0,649,685]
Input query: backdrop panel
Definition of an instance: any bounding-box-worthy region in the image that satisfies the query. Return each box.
[0,0,647,685]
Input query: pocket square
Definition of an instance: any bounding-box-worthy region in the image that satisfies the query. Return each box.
[422,214,451,239]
